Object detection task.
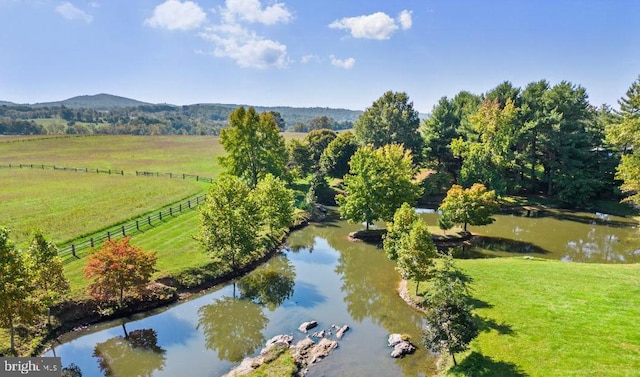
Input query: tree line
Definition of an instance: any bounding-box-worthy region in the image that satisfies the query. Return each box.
[0,103,356,136]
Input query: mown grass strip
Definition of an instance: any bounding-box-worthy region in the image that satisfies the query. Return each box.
[413,258,640,376]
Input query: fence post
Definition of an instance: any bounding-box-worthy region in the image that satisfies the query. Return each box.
[122,225,125,236]
[42,165,44,169]
[148,216,151,226]
[170,208,173,216]
[183,174,185,179]
[179,204,182,212]
[121,170,124,175]
[136,220,139,231]
[91,238,94,248]
[71,245,77,258]
[159,211,162,221]
[188,200,191,209]
[107,231,111,240]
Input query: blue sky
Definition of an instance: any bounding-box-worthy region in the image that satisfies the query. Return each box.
[0,0,638,112]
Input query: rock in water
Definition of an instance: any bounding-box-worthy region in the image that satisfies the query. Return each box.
[388,333,403,347]
[390,341,416,358]
[298,320,318,333]
[336,325,350,339]
[311,329,326,338]
[264,334,293,349]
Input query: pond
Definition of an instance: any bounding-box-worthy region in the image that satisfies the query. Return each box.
[45,208,640,376]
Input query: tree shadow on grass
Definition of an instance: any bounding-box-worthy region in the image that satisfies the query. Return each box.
[451,351,528,377]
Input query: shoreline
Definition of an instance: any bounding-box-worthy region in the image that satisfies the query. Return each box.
[34,219,311,357]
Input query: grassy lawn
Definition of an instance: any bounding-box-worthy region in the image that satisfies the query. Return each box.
[0,169,207,247]
[414,258,640,376]
[0,135,224,176]
[62,209,211,299]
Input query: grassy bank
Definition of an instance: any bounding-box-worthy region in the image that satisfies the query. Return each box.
[412,257,640,376]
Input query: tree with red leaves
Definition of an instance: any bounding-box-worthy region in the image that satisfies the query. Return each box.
[84,237,157,307]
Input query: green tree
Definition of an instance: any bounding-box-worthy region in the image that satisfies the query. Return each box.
[606,75,640,205]
[383,202,419,261]
[451,98,519,194]
[285,138,312,178]
[251,174,295,246]
[308,115,335,131]
[0,227,39,354]
[423,254,478,367]
[219,107,287,188]
[84,237,157,307]
[197,176,261,271]
[268,111,286,131]
[304,128,337,171]
[337,144,422,230]
[384,204,437,294]
[438,184,499,232]
[29,231,70,326]
[319,131,359,178]
[354,91,422,159]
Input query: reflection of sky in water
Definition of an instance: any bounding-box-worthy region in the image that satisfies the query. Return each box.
[414,208,436,214]
[283,281,327,308]
[286,237,339,265]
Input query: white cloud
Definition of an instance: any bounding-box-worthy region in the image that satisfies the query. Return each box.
[196,0,291,69]
[398,10,412,30]
[200,25,288,69]
[144,0,207,31]
[55,2,93,23]
[301,54,320,64]
[329,10,413,40]
[329,12,397,40]
[221,0,292,25]
[330,55,355,69]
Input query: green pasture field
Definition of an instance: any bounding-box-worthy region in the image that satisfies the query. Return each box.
[412,258,640,376]
[0,169,207,247]
[62,209,208,299]
[0,135,224,176]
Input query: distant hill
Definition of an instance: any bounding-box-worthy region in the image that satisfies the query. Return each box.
[31,94,153,110]
[0,100,18,106]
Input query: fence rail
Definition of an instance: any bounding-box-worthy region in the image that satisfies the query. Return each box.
[58,194,206,262]
[0,163,213,183]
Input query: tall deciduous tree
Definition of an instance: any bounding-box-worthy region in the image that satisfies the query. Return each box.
[337,144,422,230]
[304,128,337,171]
[354,91,422,160]
[451,98,519,194]
[285,138,312,178]
[607,75,640,205]
[84,237,157,307]
[320,131,359,178]
[29,231,70,326]
[197,175,261,271]
[438,184,499,232]
[251,174,295,246]
[219,107,287,188]
[384,203,437,294]
[0,227,39,354]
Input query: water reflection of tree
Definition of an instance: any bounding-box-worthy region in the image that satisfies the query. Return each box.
[238,255,295,311]
[93,326,166,377]
[332,237,433,376]
[564,226,640,263]
[197,297,268,362]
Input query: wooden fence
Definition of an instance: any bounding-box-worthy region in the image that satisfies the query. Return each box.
[58,194,206,262]
[0,163,213,183]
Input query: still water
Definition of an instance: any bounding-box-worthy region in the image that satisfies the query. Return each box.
[46,209,640,376]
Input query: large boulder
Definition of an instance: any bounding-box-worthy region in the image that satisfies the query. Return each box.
[388,333,403,347]
[390,340,416,358]
[298,320,318,333]
[336,325,350,339]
